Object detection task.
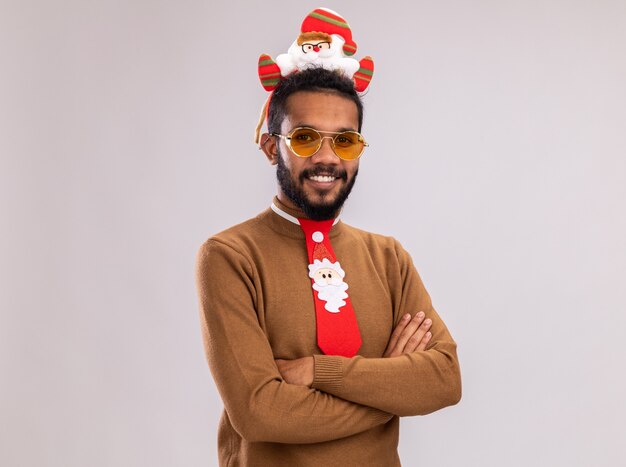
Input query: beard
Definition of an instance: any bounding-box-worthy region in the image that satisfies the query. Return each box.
[276,147,358,221]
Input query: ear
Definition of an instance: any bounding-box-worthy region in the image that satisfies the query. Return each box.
[260,133,278,165]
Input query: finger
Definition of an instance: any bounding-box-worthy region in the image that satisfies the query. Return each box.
[391,312,425,357]
[400,317,432,354]
[416,331,432,351]
[384,313,411,357]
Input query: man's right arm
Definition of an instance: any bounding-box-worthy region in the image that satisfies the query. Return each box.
[195,239,392,445]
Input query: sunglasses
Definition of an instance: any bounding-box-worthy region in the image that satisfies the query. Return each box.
[271,127,369,161]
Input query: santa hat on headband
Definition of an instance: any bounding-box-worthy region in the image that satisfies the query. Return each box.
[300,8,358,57]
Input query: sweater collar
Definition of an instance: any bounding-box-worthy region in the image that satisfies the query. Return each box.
[265,196,345,239]
[271,201,340,226]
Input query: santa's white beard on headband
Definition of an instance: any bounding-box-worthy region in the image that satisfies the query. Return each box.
[312,282,349,313]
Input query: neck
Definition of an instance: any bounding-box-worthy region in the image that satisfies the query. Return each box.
[276,191,300,212]
[276,190,342,221]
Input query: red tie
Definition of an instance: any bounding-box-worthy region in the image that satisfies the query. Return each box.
[298,218,362,357]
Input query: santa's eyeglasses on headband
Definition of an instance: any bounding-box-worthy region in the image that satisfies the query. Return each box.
[300,41,331,54]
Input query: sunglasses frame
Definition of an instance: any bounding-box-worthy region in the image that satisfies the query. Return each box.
[271,126,369,161]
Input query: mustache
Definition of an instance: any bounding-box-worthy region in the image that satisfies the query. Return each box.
[300,166,348,181]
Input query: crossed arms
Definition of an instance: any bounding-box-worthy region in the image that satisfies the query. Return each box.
[275,310,435,384]
[195,238,461,444]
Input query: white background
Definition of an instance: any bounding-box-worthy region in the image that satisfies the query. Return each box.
[1,1,625,465]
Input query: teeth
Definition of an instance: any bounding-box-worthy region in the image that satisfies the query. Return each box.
[309,175,335,182]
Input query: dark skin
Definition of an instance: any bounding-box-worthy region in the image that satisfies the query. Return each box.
[260,91,359,212]
[261,91,433,386]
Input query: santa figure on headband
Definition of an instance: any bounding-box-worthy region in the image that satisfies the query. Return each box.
[258,7,374,93]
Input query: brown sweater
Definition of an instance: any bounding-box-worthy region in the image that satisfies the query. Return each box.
[195,197,461,466]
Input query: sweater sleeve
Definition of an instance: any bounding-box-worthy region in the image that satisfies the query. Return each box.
[195,239,393,444]
[311,239,462,417]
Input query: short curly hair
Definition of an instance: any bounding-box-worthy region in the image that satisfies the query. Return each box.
[267,67,364,134]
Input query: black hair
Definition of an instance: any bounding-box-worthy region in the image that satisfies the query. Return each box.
[267,67,364,134]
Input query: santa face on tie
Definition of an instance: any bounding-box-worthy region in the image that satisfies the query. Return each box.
[308,258,349,313]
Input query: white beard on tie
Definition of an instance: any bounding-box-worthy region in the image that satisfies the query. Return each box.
[312,281,349,313]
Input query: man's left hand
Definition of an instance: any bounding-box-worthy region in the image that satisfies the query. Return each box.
[275,357,314,386]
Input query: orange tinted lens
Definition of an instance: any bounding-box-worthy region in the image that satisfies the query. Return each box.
[333,131,365,160]
[289,128,321,157]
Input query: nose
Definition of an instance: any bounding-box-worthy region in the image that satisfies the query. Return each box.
[311,136,340,164]
[313,45,320,52]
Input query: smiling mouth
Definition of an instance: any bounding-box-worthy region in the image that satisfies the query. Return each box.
[302,168,347,184]
[308,175,337,183]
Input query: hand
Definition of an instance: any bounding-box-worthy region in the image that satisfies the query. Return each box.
[275,356,314,386]
[383,311,432,358]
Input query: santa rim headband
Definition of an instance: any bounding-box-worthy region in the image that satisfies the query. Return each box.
[254,7,375,144]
